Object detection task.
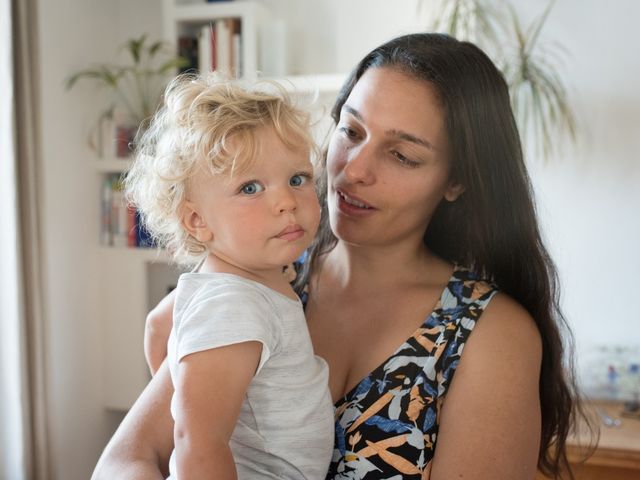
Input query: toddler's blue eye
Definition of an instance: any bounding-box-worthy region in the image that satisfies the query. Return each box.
[290,174,308,187]
[240,182,263,195]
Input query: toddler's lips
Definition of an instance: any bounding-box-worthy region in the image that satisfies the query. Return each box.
[276,224,305,241]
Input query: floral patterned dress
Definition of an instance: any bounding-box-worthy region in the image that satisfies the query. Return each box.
[316,266,499,480]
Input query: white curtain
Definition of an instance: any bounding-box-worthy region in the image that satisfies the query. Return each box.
[1,0,49,478]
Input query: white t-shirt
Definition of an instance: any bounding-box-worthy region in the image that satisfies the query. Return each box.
[167,272,334,480]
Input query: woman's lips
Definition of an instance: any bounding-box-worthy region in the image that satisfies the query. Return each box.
[336,189,376,216]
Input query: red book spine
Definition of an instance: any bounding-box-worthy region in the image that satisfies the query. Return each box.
[211,25,217,72]
[127,204,137,247]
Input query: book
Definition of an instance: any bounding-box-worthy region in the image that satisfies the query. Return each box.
[230,18,242,78]
[110,178,128,247]
[127,204,137,247]
[135,210,156,248]
[198,24,213,73]
[215,18,231,76]
[100,178,113,246]
[178,36,198,73]
[100,174,156,249]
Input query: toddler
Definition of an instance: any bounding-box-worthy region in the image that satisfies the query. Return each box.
[125,74,334,479]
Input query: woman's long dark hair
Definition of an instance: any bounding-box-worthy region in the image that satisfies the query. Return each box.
[296,33,591,479]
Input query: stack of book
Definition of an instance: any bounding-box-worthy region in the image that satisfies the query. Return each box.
[100,175,156,248]
[179,18,243,77]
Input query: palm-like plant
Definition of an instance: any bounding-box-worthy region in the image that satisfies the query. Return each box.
[66,35,188,126]
[502,2,576,159]
[425,0,502,46]
[420,0,575,160]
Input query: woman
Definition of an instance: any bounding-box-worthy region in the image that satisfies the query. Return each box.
[93,33,581,479]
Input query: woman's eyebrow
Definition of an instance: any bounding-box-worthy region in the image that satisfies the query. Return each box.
[386,129,436,151]
[342,104,363,121]
[342,104,437,151]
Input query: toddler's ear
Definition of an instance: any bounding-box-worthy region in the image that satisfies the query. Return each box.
[181,201,214,243]
[444,182,465,202]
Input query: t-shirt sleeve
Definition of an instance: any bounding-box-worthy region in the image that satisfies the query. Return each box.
[173,282,280,375]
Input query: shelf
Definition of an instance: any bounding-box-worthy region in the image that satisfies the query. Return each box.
[95,158,133,173]
[163,0,267,80]
[98,245,169,263]
[171,1,265,23]
[272,73,347,96]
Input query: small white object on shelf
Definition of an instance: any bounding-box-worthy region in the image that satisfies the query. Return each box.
[95,158,133,174]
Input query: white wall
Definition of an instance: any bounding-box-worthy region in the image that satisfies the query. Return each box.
[257,0,425,75]
[37,1,638,478]
[522,0,640,382]
[37,0,114,475]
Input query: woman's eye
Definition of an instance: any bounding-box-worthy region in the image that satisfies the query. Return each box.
[240,181,264,195]
[392,150,420,168]
[290,174,310,187]
[338,125,358,139]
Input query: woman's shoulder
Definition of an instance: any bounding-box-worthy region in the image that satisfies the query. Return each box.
[447,264,499,306]
[466,289,543,368]
[445,265,540,357]
[432,285,543,480]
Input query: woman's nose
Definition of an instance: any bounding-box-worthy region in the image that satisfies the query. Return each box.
[343,144,375,185]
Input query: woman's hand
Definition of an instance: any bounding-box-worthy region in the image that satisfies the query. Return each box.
[91,362,175,480]
[145,289,177,375]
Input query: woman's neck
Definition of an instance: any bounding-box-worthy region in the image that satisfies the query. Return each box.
[317,239,443,294]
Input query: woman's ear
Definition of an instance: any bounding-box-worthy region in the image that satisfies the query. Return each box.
[444,182,465,202]
[181,201,214,243]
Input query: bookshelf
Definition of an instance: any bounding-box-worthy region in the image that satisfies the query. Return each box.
[98,1,346,411]
[163,0,267,79]
[162,0,346,90]
[95,157,183,411]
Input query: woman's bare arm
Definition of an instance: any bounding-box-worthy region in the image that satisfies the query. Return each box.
[92,362,175,480]
[430,293,543,480]
[145,289,177,375]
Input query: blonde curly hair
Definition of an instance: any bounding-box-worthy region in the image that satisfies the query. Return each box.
[124,73,317,265]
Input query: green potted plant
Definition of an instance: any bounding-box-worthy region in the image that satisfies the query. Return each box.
[419,0,575,161]
[67,34,188,157]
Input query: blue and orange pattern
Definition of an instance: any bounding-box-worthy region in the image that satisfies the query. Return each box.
[324,266,498,479]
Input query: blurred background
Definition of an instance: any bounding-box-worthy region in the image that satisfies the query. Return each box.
[1,0,639,479]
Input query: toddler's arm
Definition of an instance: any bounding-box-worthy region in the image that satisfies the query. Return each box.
[145,289,176,375]
[174,341,262,480]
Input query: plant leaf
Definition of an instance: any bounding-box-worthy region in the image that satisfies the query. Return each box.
[156,57,190,74]
[524,0,555,55]
[148,40,164,58]
[126,34,147,64]
[65,66,122,90]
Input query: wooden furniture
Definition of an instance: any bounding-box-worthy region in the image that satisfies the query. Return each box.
[536,400,640,480]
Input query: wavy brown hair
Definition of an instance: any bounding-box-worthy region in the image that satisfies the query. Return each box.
[295,33,593,479]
